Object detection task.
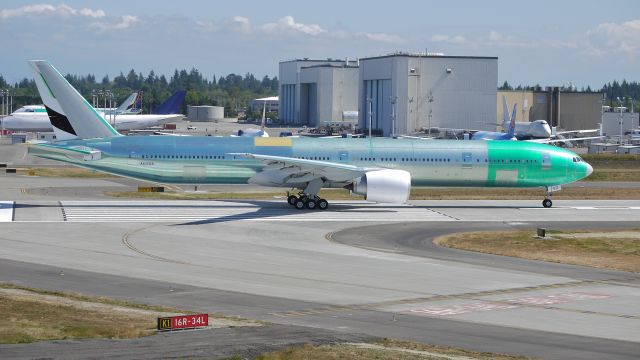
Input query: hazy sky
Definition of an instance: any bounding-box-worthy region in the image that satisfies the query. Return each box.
[1,1,638,88]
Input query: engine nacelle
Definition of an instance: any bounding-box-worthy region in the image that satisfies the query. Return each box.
[351,169,411,203]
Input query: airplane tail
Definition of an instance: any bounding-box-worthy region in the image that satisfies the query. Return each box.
[506,103,517,138]
[30,63,78,141]
[29,61,120,139]
[115,92,139,114]
[502,96,510,126]
[152,90,186,115]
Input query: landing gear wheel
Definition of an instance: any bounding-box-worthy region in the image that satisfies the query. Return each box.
[293,198,306,210]
[542,199,553,208]
[305,198,317,209]
[287,195,298,205]
[317,199,329,210]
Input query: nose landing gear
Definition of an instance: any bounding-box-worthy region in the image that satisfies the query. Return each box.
[542,185,560,208]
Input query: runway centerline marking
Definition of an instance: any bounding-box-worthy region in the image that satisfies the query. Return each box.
[59,200,456,223]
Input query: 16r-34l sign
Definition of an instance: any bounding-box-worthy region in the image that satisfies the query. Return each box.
[157,314,209,331]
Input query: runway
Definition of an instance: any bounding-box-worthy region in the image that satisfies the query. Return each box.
[0,169,639,359]
[4,199,639,223]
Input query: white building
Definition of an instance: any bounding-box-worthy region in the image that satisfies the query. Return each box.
[279,59,359,126]
[358,53,498,136]
[601,109,639,138]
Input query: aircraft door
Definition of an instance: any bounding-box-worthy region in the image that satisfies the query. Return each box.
[339,151,349,162]
[461,152,472,169]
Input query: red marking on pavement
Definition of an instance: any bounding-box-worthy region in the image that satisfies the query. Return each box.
[406,292,612,317]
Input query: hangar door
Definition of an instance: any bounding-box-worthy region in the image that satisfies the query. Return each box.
[362,79,391,136]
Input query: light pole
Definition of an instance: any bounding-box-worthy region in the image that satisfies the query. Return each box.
[426,91,434,137]
[0,89,5,137]
[366,97,372,138]
[390,96,397,138]
[617,96,625,145]
[600,93,606,137]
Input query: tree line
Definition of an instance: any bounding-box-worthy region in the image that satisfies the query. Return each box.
[0,69,278,117]
[1,70,638,115]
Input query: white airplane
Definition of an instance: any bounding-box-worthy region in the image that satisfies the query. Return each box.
[233,99,269,137]
[1,104,182,137]
[0,105,51,132]
[1,88,184,139]
[474,97,602,145]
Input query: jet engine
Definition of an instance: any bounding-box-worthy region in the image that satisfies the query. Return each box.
[349,169,411,203]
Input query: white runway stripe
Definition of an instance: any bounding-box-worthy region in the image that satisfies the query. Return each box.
[0,201,14,222]
[60,200,456,223]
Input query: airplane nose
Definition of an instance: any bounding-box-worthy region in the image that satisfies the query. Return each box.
[586,163,593,177]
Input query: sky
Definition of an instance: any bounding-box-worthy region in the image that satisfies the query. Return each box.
[1,0,639,88]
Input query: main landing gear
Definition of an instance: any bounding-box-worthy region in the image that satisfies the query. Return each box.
[287,192,329,210]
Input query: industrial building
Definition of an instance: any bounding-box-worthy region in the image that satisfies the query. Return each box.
[279,58,359,127]
[358,53,498,136]
[498,89,602,131]
[601,108,639,137]
[187,105,224,122]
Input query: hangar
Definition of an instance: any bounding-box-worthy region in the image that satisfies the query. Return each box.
[279,58,359,127]
[358,53,498,136]
[279,53,498,136]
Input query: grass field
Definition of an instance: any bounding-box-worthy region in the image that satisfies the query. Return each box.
[0,283,258,344]
[435,229,640,273]
[255,339,530,360]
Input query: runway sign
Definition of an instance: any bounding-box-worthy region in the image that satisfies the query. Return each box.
[157,314,208,331]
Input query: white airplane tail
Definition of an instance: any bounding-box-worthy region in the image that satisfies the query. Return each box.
[115,92,139,114]
[502,95,510,125]
[29,60,120,139]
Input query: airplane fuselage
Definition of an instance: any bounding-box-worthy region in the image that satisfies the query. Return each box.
[30,136,592,188]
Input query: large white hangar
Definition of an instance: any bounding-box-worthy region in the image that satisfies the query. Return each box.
[279,58,359,126]
[358,53,498,136]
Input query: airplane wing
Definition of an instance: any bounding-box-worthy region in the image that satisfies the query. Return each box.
[526,136,604,144]
[228,153,378,185]
[554,129,600,135]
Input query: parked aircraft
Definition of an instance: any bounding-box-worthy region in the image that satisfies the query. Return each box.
[472,101,518,140]
[474,97,601,145]
[28,60,593,209]
[1,90,184,137]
